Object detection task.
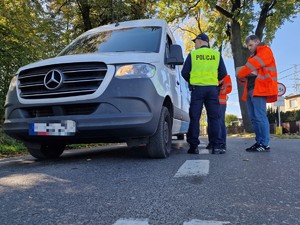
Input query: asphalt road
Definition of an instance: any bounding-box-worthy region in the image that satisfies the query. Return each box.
[0,137,299,225]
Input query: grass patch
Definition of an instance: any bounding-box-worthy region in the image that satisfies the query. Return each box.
[228,133,255,138]
[272,134,300,139]
[228,132,300,139]
[66,143,108,149]
[0,126,27,157]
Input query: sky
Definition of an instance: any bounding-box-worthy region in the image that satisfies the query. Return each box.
[176,15,300,118]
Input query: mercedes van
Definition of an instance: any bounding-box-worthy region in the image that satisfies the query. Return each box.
[4,19,190,159]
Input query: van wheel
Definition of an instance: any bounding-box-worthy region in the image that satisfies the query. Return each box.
[147,107,172,158]
[26,143,65,160]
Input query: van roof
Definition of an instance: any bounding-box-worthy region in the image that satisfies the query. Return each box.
[81,19,168,37]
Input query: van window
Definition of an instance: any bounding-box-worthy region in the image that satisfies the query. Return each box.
[165,35,175,69]
[58,27,162,56]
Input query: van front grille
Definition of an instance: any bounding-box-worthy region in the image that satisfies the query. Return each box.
[25,103,99,118]
[18,62,107,99]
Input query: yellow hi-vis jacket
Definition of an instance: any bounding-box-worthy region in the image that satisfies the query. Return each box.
[190,48,220,86]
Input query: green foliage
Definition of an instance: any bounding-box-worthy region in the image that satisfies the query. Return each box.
[0,0,68,119]
[282,110,299,122]
[267,108,300,123]
[267,107,277,124]
[156,0,300,51]
[225,114,238,126]
[0,126,27,157]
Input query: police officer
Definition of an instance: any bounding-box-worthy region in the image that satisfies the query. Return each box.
[181,33,228,154]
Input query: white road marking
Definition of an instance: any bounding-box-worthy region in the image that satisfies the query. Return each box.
[183,219,231,225]
[198,149,209,154]
[174,160,209,177]
[113,218,149,225]
[198,143,207,148]
[113,219,230,225]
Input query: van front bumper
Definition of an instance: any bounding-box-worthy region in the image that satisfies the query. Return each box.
[4,78,164,144]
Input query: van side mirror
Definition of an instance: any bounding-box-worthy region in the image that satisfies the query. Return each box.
[166,44,184,65]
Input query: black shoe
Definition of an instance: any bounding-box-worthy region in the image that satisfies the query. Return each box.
[254,144,270,152]
[188,148,199,154]
[220,144,227,150]
[206,144,212,150]
[245,143,260,152]
[212,148,226,154]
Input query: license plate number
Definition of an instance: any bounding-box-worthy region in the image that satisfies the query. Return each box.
[29,120,76,136]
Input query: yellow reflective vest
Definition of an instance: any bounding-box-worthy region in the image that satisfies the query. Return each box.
[190,48,220,86]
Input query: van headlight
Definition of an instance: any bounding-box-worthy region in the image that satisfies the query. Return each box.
[8,76,17,91]
[115,64,155,79]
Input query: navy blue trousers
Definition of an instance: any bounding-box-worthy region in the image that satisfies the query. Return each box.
[208,104,227,147]
[187,86,222,149]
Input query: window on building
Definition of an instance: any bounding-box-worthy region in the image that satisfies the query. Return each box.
[289,99,298,108]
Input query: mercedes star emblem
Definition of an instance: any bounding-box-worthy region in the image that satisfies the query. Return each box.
[44,69,63,90]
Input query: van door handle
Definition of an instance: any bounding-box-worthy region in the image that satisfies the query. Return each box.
[176,81,180,85]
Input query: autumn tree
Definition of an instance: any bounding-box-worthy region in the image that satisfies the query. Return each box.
[156,0,300,132]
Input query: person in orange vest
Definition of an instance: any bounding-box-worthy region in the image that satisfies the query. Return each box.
[237,34,278,152]
[207,75,232,151]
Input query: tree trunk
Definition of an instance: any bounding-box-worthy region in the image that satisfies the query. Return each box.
[230,20,253,132]
[76,0,92,31]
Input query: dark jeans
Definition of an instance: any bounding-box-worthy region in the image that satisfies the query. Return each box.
[208,103,226,147]
[187,86,222,149]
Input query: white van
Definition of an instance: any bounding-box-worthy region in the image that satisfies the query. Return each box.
[4,19,190,159]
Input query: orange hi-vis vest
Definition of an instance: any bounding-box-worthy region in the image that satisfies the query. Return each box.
[237,44,278,103]
[219,75,232,105]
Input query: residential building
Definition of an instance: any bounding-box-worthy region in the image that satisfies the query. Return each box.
[267,93,300,112]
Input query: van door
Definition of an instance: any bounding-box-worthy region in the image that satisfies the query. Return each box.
[165,35,181,116]
[177,66,190,116]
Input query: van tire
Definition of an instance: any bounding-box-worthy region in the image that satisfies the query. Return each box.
[147,107,172,158]
[26,143,65,160]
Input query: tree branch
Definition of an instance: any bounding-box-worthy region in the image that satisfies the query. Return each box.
[255,0,277,40]
[215,5,233,19]
[176,26,198,36]
[171,0,202,22]
[195,11,203,33]
[57,0,70,13]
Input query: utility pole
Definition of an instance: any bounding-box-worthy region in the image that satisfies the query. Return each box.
[293,64,300,94]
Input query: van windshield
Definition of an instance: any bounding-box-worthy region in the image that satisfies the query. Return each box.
[58,27,162,56]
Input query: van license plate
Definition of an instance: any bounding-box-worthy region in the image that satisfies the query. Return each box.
[29,120,76,136]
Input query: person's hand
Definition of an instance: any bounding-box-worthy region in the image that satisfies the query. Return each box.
[237,77,246,83]
[235,66,243,77]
